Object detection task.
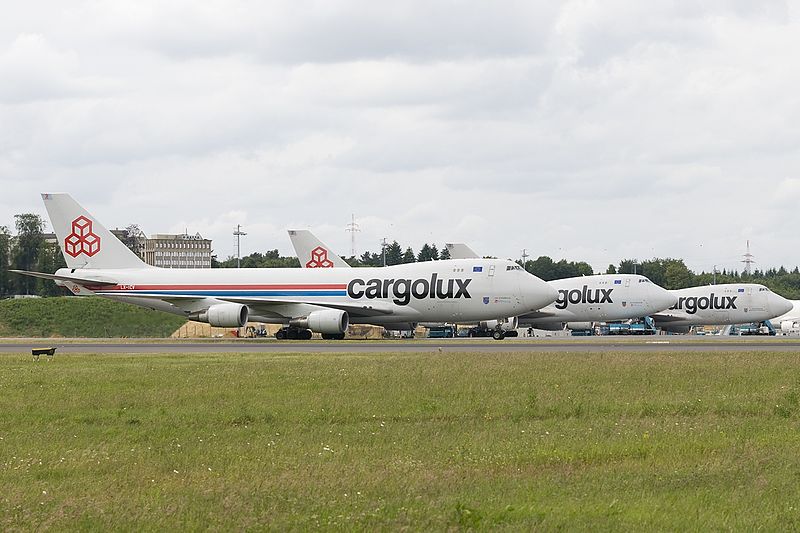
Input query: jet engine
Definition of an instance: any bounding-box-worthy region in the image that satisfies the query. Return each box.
[480,317,518,331]
[290,309,349,334]
[197,303,249,327]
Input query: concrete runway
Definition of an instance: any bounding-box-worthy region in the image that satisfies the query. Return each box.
[2,337,800,354]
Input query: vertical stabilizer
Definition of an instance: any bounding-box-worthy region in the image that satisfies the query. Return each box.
[287,229,351,268]
[446,243,480,260]
[41,193,149,269]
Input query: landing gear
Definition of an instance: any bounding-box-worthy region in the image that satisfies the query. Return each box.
[492,330,505,341]
[275,327,313,340]
[321,333,346,340]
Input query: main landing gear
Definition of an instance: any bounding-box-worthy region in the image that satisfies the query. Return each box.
[274,328,346,340]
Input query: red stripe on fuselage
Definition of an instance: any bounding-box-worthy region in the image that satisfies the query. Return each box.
[97,284,348,291]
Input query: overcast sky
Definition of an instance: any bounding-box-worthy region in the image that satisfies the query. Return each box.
[1,1,798,273]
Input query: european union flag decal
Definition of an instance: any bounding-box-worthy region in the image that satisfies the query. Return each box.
[473,266,483,273]
[738,288,745,292]
[614,279,622,285]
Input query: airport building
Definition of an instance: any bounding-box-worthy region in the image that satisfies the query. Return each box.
[45,230,213,268]
[144,232,213,269]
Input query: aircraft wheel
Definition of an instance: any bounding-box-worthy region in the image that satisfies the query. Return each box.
[302,329,312,340]
[276,329,286,340]
[492,330,505,341]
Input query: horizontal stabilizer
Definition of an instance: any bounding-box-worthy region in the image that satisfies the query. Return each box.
[9,269,118,286]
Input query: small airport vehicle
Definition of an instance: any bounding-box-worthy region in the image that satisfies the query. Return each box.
[720,322,777,336]
[427,325,456,338]
[603,316,657,335]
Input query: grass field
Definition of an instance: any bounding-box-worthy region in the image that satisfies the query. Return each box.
[0,297,185,338]
[2,349,800,530]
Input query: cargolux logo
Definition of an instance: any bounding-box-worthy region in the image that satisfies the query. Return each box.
[306,246,334,268]
[348,274,472,306]
[64,216,100,257]
[555,286,613,310]
[670,294,737,315]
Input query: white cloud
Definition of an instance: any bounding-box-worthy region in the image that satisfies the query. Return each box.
[1,1,799,273]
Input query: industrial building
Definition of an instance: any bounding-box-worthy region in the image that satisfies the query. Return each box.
[144,232,213,269]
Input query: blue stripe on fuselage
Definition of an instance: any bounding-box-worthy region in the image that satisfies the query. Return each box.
[117,290,348,297]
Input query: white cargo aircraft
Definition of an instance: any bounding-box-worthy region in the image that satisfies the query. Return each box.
[768,300,800,334]
[12,194,558,340]
[447,242,795,333]
[289,230,520,338]
[518,274,677,331]
[652,284,793,333]
[291,233,678,333]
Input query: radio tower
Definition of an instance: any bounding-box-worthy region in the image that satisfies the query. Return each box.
[233,224,247,268]
[345,214,360,257]
[741,240,755,275]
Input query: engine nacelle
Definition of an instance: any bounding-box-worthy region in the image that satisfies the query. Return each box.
[198,303,249,327]
[290,309,349,334]
[565,322,593,331]
[479,317,518,331]
[780,320,797,332]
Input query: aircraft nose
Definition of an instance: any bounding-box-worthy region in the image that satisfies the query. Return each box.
[772,292,793,316]
[523,273,558,310]
[651,284,678,312]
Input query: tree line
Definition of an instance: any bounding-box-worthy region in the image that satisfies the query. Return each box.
[2,216,800,299]
[0,214,66,297]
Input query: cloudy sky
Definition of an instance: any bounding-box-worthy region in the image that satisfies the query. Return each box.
[1,1,798,273]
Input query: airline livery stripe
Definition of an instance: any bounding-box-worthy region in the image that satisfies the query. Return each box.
[101,284,347,291]
[106,290,348,297]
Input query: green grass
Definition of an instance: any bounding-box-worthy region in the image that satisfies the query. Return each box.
[0,297,185,338]
[2,350,800,530]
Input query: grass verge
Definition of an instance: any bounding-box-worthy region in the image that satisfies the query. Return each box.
[0,297,185,338]
[1,349,800,530]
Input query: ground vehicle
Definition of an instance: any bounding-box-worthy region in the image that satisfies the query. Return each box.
[428,325,455,338]
[463,325,519,339]
[599,316,657,335]
[721,321,776,336]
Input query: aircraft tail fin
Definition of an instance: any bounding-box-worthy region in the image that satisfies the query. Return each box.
[287,229,350,268]
[446,243,481,260]
[41,193,150,270]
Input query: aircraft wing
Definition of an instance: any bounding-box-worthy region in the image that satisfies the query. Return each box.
[217,296,395,317]
[516,310,559,320]
[9,269,118,286]
[94,292,396,318]
[649,313,683,323]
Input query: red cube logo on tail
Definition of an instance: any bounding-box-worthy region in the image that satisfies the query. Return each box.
[64,216,101,257]
[306,246,334,268]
